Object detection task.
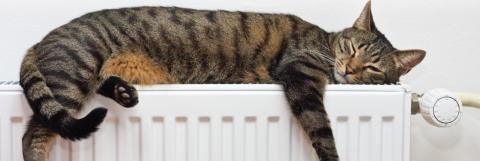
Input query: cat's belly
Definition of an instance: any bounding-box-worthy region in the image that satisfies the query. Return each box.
[100,50,179,85]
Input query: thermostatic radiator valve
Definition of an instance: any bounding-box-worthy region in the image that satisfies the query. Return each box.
[412,88,463,127]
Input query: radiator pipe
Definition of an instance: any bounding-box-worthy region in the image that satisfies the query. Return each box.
[454,92,480,108]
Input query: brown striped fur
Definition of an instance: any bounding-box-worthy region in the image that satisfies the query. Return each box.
[19,1,425,161]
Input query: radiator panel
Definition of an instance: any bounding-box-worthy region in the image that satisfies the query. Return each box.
[0,84,410,161]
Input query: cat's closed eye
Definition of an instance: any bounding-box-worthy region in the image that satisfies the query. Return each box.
[363,66,381,72]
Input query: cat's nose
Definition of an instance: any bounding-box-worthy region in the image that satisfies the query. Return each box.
[345,64,355,75]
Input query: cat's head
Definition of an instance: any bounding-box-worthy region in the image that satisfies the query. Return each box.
[331,1,425,84]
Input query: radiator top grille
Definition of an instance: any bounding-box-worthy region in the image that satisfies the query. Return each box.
[0,81,19,85]
[0,80,398,86]
[0,80,407,92]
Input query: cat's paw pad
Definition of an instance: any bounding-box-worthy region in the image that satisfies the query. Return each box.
[113,82,138,107]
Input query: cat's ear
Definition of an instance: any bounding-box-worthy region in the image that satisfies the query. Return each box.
[394,49,426,75]
[353,1,378,32]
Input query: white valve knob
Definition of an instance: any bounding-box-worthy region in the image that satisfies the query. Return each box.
[419,88,462,127]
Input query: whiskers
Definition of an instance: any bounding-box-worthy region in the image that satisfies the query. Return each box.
[300,49,335,66]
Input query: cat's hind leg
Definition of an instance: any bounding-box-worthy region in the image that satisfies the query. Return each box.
[96,49,179,107]
[22,117,57,161]
[97,76,139,107]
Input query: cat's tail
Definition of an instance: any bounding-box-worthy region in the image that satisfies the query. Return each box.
[19,47,107,141]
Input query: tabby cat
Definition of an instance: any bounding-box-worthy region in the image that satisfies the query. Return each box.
[19,1,425,161]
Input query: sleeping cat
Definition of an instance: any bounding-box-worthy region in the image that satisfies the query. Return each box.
[19,1,425,161]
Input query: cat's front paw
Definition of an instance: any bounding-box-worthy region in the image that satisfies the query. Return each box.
[318,154,339,161]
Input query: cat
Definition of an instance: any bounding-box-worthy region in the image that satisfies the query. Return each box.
[19,1,425,161]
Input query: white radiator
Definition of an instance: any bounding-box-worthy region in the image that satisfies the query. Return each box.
[0,82,410,161]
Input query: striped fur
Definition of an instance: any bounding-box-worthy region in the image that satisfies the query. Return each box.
[19,1,425,161]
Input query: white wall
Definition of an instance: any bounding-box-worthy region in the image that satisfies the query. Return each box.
[1,0,479,93]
